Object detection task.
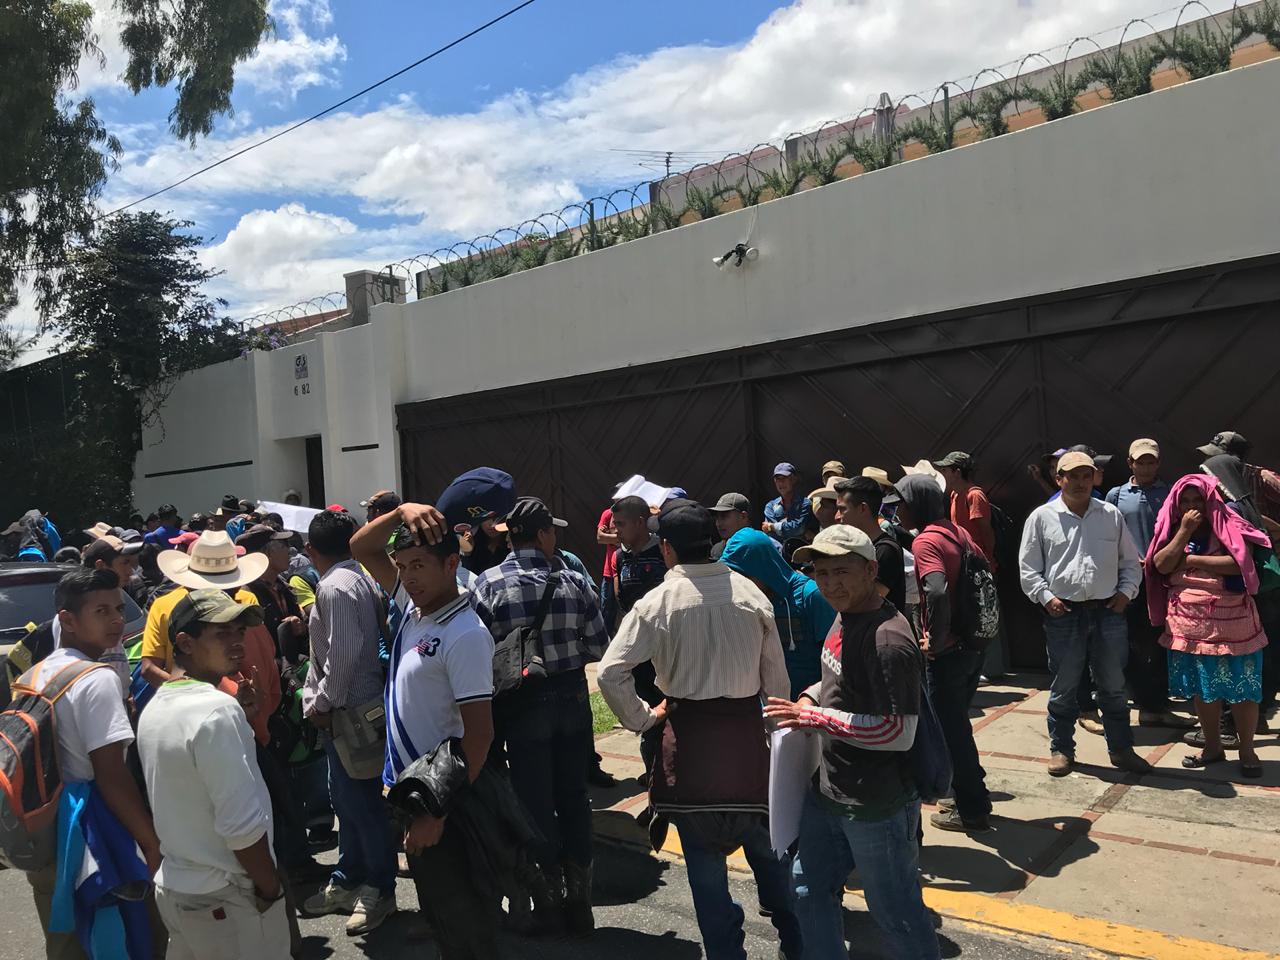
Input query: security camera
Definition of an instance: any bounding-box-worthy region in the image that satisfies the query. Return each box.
[713,243,760,268]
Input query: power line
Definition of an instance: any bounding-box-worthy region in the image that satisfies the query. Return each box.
[101,0,539,219]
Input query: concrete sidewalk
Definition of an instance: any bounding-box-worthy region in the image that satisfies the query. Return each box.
[588,675,1280,960]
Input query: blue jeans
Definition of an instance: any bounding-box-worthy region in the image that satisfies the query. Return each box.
[793,789,940,960]
[1043,605,1133,756]
[496,668,594,868]
[323,737,397,894]
[925,648,990,821]
[671,812,802,960]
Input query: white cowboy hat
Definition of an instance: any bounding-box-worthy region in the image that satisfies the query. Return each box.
[157,530,268,590]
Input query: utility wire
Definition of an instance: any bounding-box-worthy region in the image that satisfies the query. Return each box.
[101,0,538,219]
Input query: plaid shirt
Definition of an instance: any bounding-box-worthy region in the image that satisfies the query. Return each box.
[471,548,609,676]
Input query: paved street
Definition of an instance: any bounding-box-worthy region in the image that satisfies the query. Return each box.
[0,841,1107,960]
[2,672,1277,959]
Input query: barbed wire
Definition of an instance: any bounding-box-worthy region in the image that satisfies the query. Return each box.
[242,0,1270,334]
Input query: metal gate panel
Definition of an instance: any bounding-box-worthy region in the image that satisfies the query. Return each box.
[397,253,1280,667]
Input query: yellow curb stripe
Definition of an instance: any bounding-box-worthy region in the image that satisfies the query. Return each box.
[628,827,1276,960]
[916,889,1279,960]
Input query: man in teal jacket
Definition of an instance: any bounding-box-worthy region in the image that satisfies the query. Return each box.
[721,528,836,697]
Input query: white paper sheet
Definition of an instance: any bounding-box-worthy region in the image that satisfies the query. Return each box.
[256,500,322,534]
[768,727,821,857]
[612,474,672,509]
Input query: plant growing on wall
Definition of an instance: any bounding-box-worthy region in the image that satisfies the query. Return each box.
[1020,71,1089,121]
[960,84,1018,139]
[1078,46,1165,101]
[899,111,964,154]
[685,184,725,221]
[1250,0,1280,49]
[760,164,808,201]
[1158,14,1251,79]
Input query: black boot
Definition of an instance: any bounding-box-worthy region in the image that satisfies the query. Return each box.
[528,864,565,937]
[563,861,595,938]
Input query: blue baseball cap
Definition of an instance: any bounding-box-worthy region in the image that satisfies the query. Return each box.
[772,462,797,477]
[436,468,517,528]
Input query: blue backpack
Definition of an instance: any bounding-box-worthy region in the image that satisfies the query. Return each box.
[909,683,953,803]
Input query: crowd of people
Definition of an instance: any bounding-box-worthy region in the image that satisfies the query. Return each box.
[1,429,1276,960]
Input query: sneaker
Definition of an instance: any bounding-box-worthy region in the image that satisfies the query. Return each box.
[347,886,397,936]
[1109,749,1154,775]
[303,880,358,917]
[1047,752,1073,777]
[936,798,956,813]
[929,808,991,833]
[1184,728,1240,750]
[1138,710,1197,730]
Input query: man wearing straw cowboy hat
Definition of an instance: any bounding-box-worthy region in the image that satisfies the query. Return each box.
[139,530,267,687]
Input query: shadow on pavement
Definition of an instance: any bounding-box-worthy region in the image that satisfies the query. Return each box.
[592,831,672,906]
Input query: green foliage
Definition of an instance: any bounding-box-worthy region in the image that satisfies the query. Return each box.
[960,85,1018,139]
[30,212,240,519]
[1,1,269,316]
[1158,14,1251,80]
[1020,71,1088,122]
[1250,0,1280,49]
[684,185,724,220]
[760,164,807,200]
[1078,47,1164,102]
[900,114,961,154]
[845,134,898,173]
[589,691,618,735]
[804,142,848,185]
[118,0,271,142]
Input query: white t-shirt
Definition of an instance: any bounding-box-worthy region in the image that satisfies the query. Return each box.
[29,648,133,783]
[384,589,494,786]
[137,680,274,895]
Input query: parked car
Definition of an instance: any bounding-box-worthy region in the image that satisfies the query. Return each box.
[0,563,146,704]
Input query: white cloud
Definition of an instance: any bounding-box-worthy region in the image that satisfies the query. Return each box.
[96,0,1241,317]
[240,0,346,100]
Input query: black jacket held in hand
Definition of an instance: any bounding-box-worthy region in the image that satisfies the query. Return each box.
[389,740,544,899]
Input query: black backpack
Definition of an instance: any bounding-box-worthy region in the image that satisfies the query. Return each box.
[943,529,1002,651]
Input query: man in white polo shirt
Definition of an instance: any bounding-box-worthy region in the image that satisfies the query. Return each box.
[350,500,497,958]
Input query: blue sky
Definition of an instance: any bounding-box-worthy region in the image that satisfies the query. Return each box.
[10,0,1241,352]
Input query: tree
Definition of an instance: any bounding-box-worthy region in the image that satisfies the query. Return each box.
[1,1,270,316]
[15,212,244,522]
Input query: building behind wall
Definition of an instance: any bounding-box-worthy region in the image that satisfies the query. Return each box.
[134,54,1280,665]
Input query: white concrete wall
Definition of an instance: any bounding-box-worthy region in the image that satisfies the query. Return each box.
[395,58,1280,403]
[134,59,1280,512]
[134,356,258,516]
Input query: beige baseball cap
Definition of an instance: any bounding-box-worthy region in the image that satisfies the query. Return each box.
[1057,450,1096,474]
[1128,438,1159,460]
[792,524,876,564]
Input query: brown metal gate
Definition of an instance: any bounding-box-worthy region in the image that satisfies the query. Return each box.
[398,254,1280,667]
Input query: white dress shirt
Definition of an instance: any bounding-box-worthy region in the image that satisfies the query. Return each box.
[1018,496,1142,606]
[598,561,791,733]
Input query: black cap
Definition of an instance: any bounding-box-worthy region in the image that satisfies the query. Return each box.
[647,498,715,549]
[157,503,178,517]
[1197,430,1251,460]
[234,523,293,554]
[360,490,403,514]
[220,494,241,512]
[436,468,517,529]
[495,497,567,537]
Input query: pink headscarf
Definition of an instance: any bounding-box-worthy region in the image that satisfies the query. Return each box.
[1144,474,1270,626]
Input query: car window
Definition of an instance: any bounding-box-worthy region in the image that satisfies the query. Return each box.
[0,580,144,640]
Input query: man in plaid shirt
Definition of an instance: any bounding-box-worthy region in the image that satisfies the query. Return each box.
[470,496,609,938]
